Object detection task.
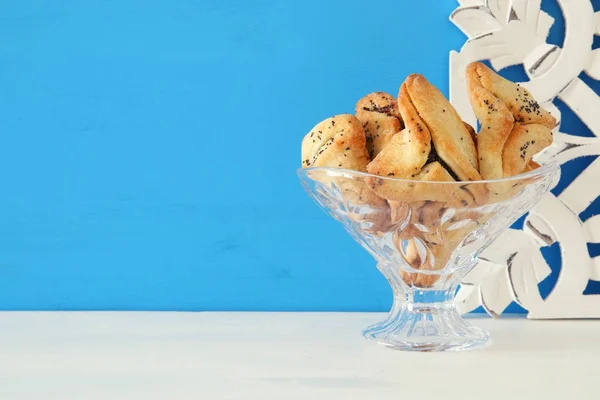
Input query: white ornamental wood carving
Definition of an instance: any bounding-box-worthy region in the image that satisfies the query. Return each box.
[450,0,600,319]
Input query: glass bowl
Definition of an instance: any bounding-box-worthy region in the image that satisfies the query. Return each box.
[297,162,559,351]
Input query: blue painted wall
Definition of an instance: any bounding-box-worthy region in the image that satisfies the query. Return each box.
[0,0,596,311]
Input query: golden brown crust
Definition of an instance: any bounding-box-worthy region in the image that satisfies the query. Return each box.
[355,92,402,158]
[416,163,483,207]
[366,128,429,179]
[301,115,390,230]
[368,161,453,203]
[466,64,515,179]
[364,129,431,202]
[364,82,434,196]
[463,122,477,145]
[415,161,456,182]
[466,62,555,178]
[502,123,553,177]
[301,114,370,171]
[469,62,556,129]
[364,75,488,205]
[402,74,481,181]
[366,161,480,207]
[524,160,540,172]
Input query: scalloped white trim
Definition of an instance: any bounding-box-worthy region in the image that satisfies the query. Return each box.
[450,0,600,319]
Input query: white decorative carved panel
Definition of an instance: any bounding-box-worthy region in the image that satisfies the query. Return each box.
[450,0,600,319]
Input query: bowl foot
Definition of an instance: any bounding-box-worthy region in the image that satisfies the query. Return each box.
[363,302,490,352]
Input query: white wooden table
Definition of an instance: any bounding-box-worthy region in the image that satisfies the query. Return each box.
[0,312,596,399]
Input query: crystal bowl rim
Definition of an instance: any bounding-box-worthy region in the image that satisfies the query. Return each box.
[297,160,559,185]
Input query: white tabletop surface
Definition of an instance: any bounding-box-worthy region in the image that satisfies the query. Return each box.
[0,312,596,399]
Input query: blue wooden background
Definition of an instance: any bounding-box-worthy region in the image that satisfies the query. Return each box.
[0,0,597,311]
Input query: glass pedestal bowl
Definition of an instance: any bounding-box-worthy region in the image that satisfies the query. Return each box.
[298,162,558,352]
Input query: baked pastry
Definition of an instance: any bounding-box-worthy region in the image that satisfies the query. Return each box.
[355,92,403,159]
[400,74,481,181]
[301,114,389,230]
[301,114,370,170]
[466,62,555,179]
[502,124,553,177]
[365,74,485,206]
